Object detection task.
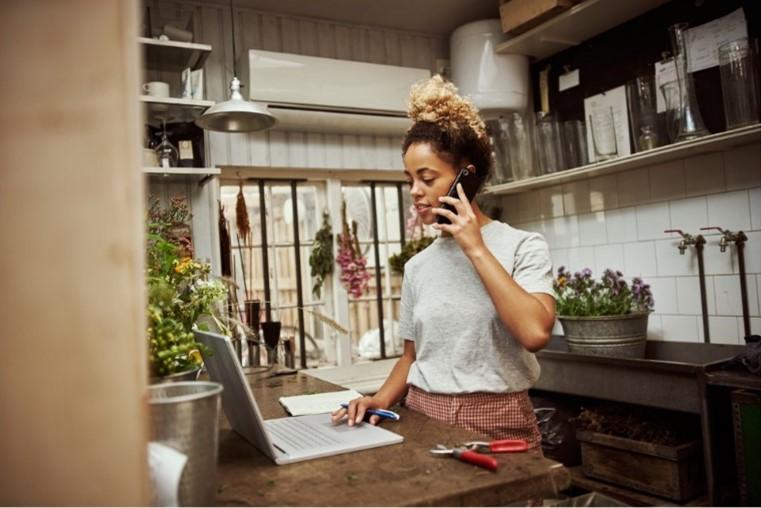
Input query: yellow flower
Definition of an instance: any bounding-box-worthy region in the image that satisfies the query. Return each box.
[174,257,193,274]
[557,275,567,287]
[189,349,202,364]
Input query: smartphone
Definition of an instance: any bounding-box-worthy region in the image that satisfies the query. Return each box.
[436,167,480,225]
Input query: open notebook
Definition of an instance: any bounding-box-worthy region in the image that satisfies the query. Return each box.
[279,390,363,416]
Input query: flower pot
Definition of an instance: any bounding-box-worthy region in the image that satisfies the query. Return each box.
[150,366,201,385]
[558,312,649,358]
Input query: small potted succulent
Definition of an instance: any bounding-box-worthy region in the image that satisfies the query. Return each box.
[553,267,654,358]
[147,198,227,380]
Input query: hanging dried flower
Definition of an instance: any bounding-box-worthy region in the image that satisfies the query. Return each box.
[218,200,232,277]
[336,201,370,299]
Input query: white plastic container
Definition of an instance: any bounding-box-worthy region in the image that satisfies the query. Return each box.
[450,19,530,118]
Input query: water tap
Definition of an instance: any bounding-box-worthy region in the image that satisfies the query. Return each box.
[664,229,701,254]
[700,227,748,252]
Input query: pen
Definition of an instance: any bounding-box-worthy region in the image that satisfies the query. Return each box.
[339,403,400,421]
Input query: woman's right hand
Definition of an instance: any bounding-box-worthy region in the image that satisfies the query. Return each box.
[330,395,385,426]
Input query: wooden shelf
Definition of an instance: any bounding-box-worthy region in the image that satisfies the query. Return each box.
[143,166,220,179]
[139,95,213,125]
[138,37,211,72]
[496,0,669,60]
[484,124,761,196]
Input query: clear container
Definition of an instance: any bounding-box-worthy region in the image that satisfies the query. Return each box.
[719,37,760,130]
[660,80,682,143]
[668,23,710,141]
[626,75,660,152]
[533,112,565,174]
[562,120,588,169]
[588,106,619,161]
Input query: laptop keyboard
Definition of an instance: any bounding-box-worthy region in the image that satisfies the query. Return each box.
[265,417,341,451]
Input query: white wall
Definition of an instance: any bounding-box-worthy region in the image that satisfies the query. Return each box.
[500,142,761,345]
[145,0,448,169]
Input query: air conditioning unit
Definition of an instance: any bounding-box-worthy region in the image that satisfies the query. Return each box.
[242,50,430,136]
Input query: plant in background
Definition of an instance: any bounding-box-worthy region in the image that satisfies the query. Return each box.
[336,201,370,299]
[309,210,334,298]
[147,198,227,377]
[554,267,654,317]
[389,205,434,274]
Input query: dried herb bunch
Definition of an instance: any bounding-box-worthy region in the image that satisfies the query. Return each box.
[336,201,370,299]
[554,267,654,317]
[309,210,334,298]
[389,205,434,274]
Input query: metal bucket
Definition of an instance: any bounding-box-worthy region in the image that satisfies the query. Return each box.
[148,381,223,506]
[559,313,649,359]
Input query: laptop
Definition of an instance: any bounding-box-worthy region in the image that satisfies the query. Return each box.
[194,330,403,465]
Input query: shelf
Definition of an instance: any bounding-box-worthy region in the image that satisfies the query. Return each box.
[140,95,213,125]
[496,0,669,60]
[138,37,212,72]
[143,166,220,179]
[484,124,761,196]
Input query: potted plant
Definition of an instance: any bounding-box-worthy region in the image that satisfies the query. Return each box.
[147,198,227,380]
[553,267,654,358]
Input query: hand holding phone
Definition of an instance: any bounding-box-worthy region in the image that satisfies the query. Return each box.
[436,167,480,225]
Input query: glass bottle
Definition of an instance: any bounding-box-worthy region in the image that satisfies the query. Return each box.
[155,120,178,168]
[668,23,710,141]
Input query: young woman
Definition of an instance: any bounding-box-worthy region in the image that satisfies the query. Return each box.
[331,75,555,448]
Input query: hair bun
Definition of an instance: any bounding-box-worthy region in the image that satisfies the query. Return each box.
[407,74,487,139]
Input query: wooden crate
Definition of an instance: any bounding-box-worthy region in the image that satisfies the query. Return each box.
[499,0,576,35]
[576,430,704,502]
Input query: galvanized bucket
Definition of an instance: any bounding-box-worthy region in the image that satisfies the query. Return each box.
[148,381,223,506]
[558,312,649,358]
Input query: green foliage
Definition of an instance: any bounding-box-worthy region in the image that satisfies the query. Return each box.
[309,210,334,298]
[554,266,654,317]
[147,198,227,377]
[388,236,434,274]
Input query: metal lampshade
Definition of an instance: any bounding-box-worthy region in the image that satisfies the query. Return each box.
[195,76,276,132]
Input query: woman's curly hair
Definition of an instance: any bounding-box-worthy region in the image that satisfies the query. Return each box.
[402,75,493,190]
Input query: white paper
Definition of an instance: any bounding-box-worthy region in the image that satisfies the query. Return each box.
[148,442,187,507]
[654,58,678,113]
[686,8,748,73]
[279,389,363,416]
[583,85,631,163]
[558,69,580,92]
[190,69,204,100]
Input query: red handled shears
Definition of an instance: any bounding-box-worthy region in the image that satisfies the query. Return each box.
[459,439,529,453]
[430,444,498,471]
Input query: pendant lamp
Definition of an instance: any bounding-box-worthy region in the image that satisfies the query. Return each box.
[195,1,276,132]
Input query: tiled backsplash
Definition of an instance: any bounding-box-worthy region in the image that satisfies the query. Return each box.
[500,141,761,344]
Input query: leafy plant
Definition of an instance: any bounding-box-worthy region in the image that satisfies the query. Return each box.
[553,267,654,317]
[147,198,227,377]
[309,210,333,298]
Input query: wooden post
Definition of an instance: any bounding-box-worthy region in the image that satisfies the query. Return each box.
[0,0,150,504]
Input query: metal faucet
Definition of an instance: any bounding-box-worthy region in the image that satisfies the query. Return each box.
[664,229,704,254]
[700,226,748,252]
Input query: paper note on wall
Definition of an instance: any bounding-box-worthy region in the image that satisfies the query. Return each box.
[583,86,631,164]
[686,8,748,73]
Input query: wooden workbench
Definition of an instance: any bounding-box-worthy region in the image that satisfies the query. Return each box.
[213,368,570,506]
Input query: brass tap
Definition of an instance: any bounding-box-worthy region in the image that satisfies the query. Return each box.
[664,229,698,254]
[700,227,748,253]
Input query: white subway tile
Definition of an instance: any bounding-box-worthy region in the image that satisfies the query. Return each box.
[550,215,580,249]
[707,190,751,231]
[649,160,685,202]
[520,220,545,235]
[655,238,697,276]
[649,277,678,314]
[750,188,761,230]
[541,185,565,218]
[563,180,591,215]
[618,168,650,206]
[661,315,699,342]
[648,314,663,341]
[589,174,618,212]
[624,241,658,277]
[702,238,737,275]
[724,143,761,191]
[715,275,746,316]
[578,212,607,246]
[708,316,741,344]
[517,190,542,222]
[684,152,725,196]
[594,244,624,276]
[636,202,671,240]
[669,196,708,235]
[605,207,637,243]
[745,231,761,274]
[549,248,569,275]
[568,247,596,273]
[677,276,717,315]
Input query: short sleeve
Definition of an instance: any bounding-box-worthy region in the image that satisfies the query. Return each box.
[512,233,555,297]
[397,270,416,341]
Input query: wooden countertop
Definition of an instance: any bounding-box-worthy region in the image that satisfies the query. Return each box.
[213,368,570,506]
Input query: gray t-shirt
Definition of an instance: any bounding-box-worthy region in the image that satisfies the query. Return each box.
[399,221,554,394]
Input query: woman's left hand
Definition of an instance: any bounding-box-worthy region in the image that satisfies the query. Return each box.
[432,183,486,258]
